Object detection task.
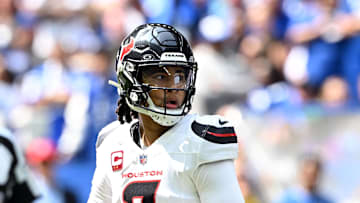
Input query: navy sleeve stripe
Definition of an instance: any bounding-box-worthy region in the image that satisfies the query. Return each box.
[191,121,237,144]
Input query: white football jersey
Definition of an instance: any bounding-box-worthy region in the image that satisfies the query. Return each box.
[88,114,244,203]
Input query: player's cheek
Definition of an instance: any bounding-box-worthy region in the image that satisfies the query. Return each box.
[178,91,186,105]
[148,90,164,106]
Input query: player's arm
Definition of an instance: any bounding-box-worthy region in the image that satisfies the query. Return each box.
[87,165,112,203]
[87,132,112,203]
[193,160,245,203]
[191,115,244,203]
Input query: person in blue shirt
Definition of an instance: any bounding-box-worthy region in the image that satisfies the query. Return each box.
[276,154,333,203]
[283,0,360,105]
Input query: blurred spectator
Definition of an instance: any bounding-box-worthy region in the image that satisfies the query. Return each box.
[338,0,360,105]
[275,153,333,203]
[319,76,349,108]
[283,0,360,105]
[54,50,118,203]
[0,55,21,126]
[234,142,265,203]
[26,137,77,203]
[101,0,145,44]
[57,51,116,161]
[18,42,70,143]
[140,0,175,24]
[0,127,40,202]
[341,186,360,203]
[238,175,262,203]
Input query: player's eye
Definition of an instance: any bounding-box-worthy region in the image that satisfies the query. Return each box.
[153,73,167,81]
[174,74,185,85]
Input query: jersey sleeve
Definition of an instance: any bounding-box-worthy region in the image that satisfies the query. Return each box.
[87,148,112,203]
[87,124,115,203]
[193,159,245,203]
[191,115,239,165]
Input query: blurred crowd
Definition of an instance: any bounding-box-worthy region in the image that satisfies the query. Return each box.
[1,0,360,202]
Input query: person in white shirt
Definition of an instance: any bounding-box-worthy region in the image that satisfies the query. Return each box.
[0,128,40,203]
[87,23,245,203]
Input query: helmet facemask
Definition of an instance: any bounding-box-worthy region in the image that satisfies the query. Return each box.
[119,62,197,126]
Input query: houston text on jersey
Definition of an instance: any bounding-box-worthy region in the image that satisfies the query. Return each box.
[122,170,163,179]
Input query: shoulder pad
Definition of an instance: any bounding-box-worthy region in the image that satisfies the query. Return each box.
[96,120,135,149]
[190,115,239,165]
[191,115,237,144]
[96,121,121,148]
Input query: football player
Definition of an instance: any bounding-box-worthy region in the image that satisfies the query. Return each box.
[88,23,245,203]
[0,128,40,202]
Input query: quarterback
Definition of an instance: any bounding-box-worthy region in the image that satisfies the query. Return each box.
[87,23,245,203]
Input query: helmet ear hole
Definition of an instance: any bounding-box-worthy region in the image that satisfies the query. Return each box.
[130,92,138,102]
[125,62,135,72]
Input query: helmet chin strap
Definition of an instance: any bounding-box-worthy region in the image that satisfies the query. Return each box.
[127,101,184,126]
[150,113,183,126]
[125,95,185,126]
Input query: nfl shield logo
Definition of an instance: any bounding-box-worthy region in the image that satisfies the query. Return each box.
[139,154,147,165]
